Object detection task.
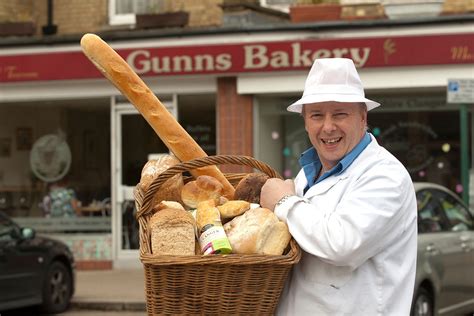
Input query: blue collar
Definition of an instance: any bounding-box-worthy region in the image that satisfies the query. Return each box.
[299,132,372,190]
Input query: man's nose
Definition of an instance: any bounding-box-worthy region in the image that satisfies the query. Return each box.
[322,115,336,131]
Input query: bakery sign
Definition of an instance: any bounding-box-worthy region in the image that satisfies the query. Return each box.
[0,33,473,82]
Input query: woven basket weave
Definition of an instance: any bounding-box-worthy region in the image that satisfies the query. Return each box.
[134,155,301,315]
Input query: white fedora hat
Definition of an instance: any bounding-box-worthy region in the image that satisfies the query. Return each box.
[287,58,380,113]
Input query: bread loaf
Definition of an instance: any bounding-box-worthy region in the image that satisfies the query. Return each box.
[140,155,184,207]
[181,175,223,209]
[149,208,196,255]
[223,207,291,255]
[80,33,234,199]
[234,173,270,204]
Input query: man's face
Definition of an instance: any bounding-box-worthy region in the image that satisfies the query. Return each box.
[303,101,367,171]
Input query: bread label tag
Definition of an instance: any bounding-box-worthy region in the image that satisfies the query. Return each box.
[199,224,232,255]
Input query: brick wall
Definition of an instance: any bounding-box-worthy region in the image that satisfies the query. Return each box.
[217,77,254,173]
[0,0,34,22]
[32,0,107,36]
[162,0,223,27]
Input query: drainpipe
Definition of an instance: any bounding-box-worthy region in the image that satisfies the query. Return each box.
[42,0,58,35]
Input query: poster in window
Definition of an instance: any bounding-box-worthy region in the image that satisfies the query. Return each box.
[16,127,33,150]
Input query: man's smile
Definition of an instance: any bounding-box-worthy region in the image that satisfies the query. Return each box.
[321,137,342,144]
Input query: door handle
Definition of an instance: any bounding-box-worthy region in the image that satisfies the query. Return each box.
[460,242,471,252]
[425,244,439,255]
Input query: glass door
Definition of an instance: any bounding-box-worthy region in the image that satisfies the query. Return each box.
[112,99,176,264]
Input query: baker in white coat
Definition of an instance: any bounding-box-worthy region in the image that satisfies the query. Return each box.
[260,58,417,316]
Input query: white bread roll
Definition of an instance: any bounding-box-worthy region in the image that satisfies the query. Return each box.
[139,155,184,207]
[80,33,234,200]
[181,175,223,209]
[149,208,196,255]
[223,207,291,255]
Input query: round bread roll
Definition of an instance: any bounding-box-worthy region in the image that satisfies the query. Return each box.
[223,207,291,255]
[234,173,270,204]
[149,208,196,256]
[181,175,223,209]
[139,155,184,206]
[217,200,251,220]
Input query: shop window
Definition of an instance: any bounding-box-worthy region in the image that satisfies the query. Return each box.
[255,94,469,198]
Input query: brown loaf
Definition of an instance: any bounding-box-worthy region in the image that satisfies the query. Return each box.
[149,208,196,256]
[234,173,270,204]
[80,33,234,199]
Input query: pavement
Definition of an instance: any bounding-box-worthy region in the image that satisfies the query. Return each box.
[70,268,147,313]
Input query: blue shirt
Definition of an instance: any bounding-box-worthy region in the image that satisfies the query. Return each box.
[300,132,372,192]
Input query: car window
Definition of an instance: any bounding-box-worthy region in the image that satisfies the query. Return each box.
[433,190,474,232]
[416,189,450,233]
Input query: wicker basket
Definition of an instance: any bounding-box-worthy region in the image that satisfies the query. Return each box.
[134,155,301,315]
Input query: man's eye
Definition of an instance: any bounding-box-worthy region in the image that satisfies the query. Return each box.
[334,113,348,118]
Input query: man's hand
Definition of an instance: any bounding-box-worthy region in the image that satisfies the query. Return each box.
[260,178,296,211]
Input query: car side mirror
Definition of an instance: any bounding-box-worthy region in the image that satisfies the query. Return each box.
[21,227,35,239]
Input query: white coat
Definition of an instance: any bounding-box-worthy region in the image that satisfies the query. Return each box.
[274,136,417,316]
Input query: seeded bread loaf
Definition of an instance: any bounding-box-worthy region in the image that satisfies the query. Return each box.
[149,208,196,256]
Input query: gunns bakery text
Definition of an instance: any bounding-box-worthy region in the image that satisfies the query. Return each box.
[126,42,371,74]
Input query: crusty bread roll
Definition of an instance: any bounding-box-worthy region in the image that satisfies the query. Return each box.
[234,173,270,204]
[223,207,291,255]
[153,200,185,213]
[181,175,223,209]
[80,33,234,200]
[139,155,183,207]
[149,208,196,255]
[196,199,221,233]
[217,200,250,220]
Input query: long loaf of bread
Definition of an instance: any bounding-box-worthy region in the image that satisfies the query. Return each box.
[80,33,234,199]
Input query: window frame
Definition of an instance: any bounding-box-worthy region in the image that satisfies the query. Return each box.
[108,0,136,26]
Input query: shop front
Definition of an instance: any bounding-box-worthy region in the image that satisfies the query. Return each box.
[1,25,472,268]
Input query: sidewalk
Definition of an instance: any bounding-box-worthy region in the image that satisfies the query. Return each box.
[70,268,146,312]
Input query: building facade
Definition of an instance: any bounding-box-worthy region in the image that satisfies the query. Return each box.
[0,0,473,268]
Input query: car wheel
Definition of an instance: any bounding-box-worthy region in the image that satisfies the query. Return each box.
[41,261,72,314]
[411,287,434,316]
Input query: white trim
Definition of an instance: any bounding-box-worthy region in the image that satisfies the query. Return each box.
[0,76,216,103]
[237,64,472,94]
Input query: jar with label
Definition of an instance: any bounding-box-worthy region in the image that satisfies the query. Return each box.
[196,200,232,255]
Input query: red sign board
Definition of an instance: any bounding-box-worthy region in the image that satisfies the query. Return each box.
[1,33,473,83]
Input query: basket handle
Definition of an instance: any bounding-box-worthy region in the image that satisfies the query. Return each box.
[135,155,282,219]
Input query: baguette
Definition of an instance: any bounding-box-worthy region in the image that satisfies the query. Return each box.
[80,33,234,199]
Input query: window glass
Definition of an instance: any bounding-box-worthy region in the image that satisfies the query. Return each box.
[434,189,473,231]
[255,93,468,199]
[416,189,449,233]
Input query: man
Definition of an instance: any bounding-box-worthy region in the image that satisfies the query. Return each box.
[260,58,417,315]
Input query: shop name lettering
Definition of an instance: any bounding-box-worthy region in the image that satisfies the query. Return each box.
[127,43,371,74]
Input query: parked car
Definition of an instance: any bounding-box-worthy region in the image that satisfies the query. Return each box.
[411,182,474,316]
[0,211,75,313]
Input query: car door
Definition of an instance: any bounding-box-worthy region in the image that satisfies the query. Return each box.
[0,213,42,306]
[434,189,474,314]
